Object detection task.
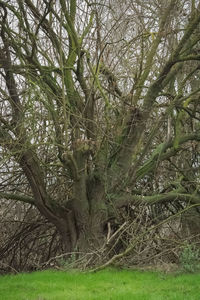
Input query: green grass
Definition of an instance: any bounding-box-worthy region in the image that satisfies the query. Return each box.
[0,268,200,300]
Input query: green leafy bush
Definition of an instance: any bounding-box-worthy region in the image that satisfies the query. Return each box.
[179,243,200,273]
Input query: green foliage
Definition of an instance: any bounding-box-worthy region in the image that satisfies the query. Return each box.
[179,243,200,273]
[58,253,77,270]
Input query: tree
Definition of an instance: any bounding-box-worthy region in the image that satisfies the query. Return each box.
[0,0,199,255]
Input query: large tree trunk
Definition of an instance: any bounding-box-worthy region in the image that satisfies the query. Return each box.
[67,178,107,252]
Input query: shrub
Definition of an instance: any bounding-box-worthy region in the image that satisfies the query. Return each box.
[179,243,200,273]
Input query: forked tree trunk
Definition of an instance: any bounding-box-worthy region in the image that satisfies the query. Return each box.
[54,204,107,254]
[65,181,108,253]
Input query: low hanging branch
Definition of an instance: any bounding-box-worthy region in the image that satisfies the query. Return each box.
[90,203,200,272]
[0,192,34,205]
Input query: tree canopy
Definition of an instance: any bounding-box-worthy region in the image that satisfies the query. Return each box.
[0,0,199,263]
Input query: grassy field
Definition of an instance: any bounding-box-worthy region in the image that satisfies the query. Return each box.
[0,268,200,300]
